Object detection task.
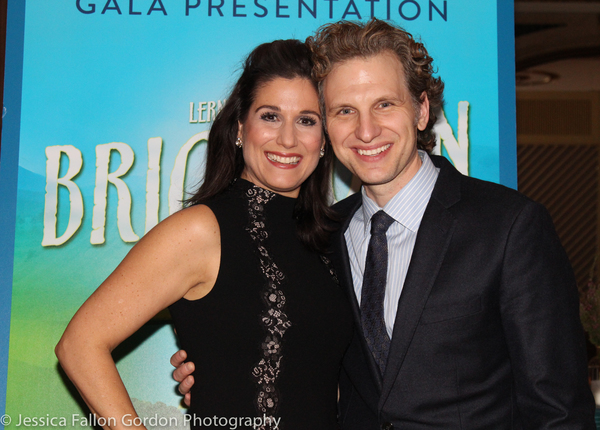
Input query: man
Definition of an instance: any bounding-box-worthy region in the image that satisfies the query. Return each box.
[173,19,596,429]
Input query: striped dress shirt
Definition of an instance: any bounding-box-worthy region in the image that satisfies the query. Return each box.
[345,151,440,338]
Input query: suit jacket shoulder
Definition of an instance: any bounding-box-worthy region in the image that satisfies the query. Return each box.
[430,154,533,212]
[332,192,362,219]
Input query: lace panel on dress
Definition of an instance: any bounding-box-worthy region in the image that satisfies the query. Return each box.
[245,186,291,430]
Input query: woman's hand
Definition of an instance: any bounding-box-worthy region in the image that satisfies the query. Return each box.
[170,349,195,407]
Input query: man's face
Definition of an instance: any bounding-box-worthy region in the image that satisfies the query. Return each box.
[322,51,429,205]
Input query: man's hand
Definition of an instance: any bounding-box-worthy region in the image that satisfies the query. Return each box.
[170,350,195,407]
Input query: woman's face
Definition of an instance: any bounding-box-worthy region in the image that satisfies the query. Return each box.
[239,77,324,198]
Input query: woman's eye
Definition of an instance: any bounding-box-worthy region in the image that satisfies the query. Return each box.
[260,112,278,122]
[299,116,317,126]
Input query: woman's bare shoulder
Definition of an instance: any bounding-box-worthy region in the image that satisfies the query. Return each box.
[102,204,221,304]
[142,204,220,252]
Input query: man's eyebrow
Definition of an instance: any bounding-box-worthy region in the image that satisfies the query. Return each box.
[326,102,349,111]
[374,94,403,103]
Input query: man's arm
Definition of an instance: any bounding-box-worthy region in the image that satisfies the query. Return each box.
[500,201,596,429]
[170,350,195,407]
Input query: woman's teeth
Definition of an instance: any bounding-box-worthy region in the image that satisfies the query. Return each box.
[267,153,301,164]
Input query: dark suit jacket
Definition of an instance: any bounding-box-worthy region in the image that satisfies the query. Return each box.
[331,155,596,430]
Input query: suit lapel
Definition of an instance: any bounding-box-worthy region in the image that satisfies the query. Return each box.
[331,193,385,391]
[331,195,361,311]
[378,155,461,409]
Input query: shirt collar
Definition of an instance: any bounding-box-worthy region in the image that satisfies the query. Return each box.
[359,151,439,234]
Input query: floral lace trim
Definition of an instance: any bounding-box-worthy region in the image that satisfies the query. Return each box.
[245,186,291,430]
[319,255,339,286]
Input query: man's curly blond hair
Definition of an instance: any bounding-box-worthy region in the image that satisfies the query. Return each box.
[306,18,444,152]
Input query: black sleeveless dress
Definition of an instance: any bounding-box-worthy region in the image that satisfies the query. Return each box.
[169,179,353,430]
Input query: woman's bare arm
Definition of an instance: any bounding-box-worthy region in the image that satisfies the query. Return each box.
[55,205,220,430]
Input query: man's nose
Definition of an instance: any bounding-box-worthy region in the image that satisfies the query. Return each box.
[355,112,382,143]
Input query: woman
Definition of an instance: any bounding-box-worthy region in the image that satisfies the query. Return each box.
[55,39,353,430]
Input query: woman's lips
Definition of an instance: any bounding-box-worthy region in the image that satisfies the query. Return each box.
[266,152,302,165]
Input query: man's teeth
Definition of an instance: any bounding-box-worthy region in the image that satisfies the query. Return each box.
[357,144,391,156]
[267,153,301,164]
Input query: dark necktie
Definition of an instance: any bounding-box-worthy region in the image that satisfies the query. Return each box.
[361,210,395,376]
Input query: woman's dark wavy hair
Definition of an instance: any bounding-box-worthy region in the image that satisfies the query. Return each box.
[184,39,337,253]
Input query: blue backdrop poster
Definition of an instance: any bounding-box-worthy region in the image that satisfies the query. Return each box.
[0,0,515,427]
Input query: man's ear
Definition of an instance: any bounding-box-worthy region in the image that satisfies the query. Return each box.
[417,92,430,131]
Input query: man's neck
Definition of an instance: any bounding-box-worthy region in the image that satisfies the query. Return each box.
[363,154,423,208]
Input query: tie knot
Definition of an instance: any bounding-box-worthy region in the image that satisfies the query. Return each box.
[370,210,394,236]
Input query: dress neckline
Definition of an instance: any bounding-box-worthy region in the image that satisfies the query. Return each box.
[231,178,297,217]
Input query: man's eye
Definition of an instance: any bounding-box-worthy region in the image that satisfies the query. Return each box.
[339,108,352,115]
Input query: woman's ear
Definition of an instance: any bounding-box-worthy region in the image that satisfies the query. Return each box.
[237,121,243,139]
